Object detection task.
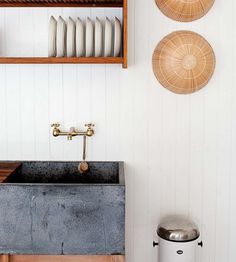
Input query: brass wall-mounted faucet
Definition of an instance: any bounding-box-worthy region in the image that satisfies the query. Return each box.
[51,123,95,140]
[51,122,94,174]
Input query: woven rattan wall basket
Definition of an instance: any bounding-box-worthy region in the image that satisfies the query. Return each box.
[152,31,215,94]
[155,0,215,22]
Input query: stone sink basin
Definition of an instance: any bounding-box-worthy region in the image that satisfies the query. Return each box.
[0,161,125,255]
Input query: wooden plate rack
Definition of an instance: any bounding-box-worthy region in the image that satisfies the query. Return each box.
[0,0,128,68]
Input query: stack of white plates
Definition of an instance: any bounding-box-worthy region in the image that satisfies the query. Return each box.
[48,16,122,58]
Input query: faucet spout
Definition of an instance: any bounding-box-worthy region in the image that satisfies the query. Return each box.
[78,136,89,174]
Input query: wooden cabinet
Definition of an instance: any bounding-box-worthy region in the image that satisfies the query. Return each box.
[0,255,125,262]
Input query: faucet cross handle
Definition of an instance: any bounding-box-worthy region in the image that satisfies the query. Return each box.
[51,123,60,128]
[85,123,95,129]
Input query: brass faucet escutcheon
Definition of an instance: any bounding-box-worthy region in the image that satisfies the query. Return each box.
[51,123,95,141]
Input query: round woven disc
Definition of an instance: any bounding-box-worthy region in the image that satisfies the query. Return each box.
[155,0,215,22]
[152,31,215,94]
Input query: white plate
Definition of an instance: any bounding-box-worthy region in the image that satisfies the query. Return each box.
[67,17,76,57]
[57,16,66,57]
[104,17,112,57]
[85,17,94,57]
[76,17,85,57]
[95,17,102,57]
[48,16,57,57]
[114,17,121,57]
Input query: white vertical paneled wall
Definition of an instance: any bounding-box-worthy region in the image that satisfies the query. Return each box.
[0,1,235,262]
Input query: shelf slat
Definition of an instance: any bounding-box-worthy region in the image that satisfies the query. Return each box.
[0,57,124,65]
[0,0,123,7]
[0,3,123,7]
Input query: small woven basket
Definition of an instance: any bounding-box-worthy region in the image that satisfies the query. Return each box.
[152,31,215,94]
[155,0,215,22]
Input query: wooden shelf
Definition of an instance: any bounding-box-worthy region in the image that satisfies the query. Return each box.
[0,57,126,66]
[0,0,123,7]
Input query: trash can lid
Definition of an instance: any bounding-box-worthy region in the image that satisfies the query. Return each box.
[157,215,200,242]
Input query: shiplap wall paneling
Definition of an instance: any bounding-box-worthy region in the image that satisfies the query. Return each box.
[34,8,50,160]
[229,1,236,262]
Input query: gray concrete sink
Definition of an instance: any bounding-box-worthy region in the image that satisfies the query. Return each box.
[0,161,125,255]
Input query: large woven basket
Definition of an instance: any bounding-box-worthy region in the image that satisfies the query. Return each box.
[155,0,215,22]
[152,31,215,94]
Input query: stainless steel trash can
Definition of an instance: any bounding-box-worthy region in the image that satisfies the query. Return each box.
[156,215,200,262]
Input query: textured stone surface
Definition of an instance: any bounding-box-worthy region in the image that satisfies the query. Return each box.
[5,161,121,184]
[0,161,125,255]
